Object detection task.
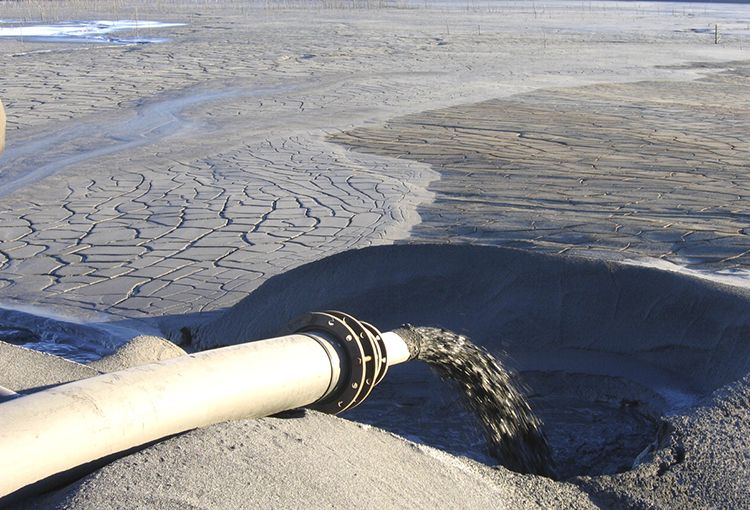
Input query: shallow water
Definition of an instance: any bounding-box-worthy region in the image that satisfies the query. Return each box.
[0,84,295,196]
[0,304,154,363]
[0,20,184,45]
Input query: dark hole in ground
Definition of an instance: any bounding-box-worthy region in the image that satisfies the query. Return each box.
[523,371,664,478]
[348,361,676,479]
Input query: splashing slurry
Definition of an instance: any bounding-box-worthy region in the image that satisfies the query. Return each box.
[396,326,556,477]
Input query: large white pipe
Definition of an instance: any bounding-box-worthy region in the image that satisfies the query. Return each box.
[382,331,412,365]
[0,313,411,502]
[0,385,17,402]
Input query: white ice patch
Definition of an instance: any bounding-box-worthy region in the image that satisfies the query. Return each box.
[0,20,184,44]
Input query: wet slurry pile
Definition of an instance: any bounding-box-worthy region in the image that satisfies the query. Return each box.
[396,325,556,477]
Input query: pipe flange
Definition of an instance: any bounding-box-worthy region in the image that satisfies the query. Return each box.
[324,311,383,408]
[361,321,389,387]
[289,311,366,414]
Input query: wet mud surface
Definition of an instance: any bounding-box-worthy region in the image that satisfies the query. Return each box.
[2,1,744,323]
[524,371,664,478]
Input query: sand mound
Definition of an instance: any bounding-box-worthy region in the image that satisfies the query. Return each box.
[88,335,185,372]
[188,244,750,503]
[1,322,596,510]
[194,244,750,394]
[17,412,596,510]
[6,245,750,508]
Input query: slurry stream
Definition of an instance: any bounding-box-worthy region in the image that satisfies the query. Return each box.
[397,325,556,477]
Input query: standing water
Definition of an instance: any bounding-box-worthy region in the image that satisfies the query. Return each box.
[396,326,556,477]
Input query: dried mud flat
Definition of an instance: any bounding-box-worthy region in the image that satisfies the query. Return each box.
[0,0,748,322]
[334,61,750,271]
[1,1,750,508]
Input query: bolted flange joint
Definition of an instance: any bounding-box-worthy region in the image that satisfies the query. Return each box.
[288,310,388,414]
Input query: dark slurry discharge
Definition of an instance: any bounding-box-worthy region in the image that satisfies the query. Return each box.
[396,326,556,477]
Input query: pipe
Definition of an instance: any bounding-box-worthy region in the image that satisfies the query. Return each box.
[0,385,18,403]
[0,311,413,502]
[382,331,412,365]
